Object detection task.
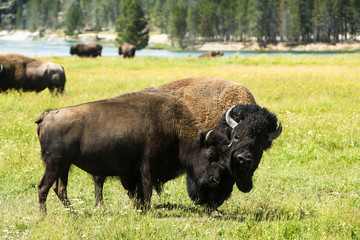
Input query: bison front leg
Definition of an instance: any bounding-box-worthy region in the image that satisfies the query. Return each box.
[93,175,106,207]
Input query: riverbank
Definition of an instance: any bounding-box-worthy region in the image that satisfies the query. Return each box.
[1,30,360,52]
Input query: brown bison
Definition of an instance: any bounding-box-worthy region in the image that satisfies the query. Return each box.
[199,51,224,58]
[70,42,103,57]
[0,53,66,94]
[35,92,230,214]
[151,77,282,209]
[119,43,136,58]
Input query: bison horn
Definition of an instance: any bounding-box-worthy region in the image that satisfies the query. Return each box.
[0,64,3,73]
[225,106,239,129]
[205,130,214,143]
[268,121,283,141]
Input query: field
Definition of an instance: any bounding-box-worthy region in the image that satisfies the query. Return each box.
[0,54,359,239]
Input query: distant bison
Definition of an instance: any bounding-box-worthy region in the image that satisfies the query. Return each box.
[0,53,66,94]
[36,92,230,213]
[119,43,136,58]
[70,42,103,57]
[199,51,224,58]
[148,77,282,209]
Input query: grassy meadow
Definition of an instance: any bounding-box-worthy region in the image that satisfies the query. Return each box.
[0,54,359,239]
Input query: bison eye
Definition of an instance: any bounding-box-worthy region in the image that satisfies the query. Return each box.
[206,150,217,161]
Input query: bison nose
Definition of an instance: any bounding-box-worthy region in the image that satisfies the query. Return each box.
[208,176,220,187]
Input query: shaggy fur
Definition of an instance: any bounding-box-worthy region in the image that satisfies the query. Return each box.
[0,53,66,93]
[156,76,256,129]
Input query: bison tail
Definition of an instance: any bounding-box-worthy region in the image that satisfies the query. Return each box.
[35,109,52,135]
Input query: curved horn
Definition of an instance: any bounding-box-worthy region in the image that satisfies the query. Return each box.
[0,64,3,73]
[225,106,239,129]
[205,130,213,143]
[268,121,282,141]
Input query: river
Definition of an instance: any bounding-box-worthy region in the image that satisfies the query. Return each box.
[0,40,349,57]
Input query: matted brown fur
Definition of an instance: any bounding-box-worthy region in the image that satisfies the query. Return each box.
[155,76,256,129]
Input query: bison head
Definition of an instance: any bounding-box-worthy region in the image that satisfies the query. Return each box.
[70,46,76,55]
[190,129,230,189]
[118,46,123,55]
[220,104,282,193]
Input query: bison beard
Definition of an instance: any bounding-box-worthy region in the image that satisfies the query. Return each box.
[35,92,230,214]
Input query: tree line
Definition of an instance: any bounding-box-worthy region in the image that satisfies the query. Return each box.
[11,0,360,48]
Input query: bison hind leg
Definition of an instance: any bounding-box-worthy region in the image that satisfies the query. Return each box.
[37,161,70,214]
[51,166,71,208]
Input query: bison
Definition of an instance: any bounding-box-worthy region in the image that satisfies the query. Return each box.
[152,77,282,209]
[199,51,224,58]
[119,43,136,58]
[35,92,230,214]
[70,42,103,57]
[0,53,66,94]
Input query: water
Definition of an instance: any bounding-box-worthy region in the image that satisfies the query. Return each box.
[0,40,348,57]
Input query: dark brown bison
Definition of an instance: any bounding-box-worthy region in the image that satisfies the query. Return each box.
[35,92,230,214]
[187,104,282,208]
[199,51,224,58]
[0,53,66,94]
[119,43,136,58]
[70,42,103,57]
[151,77,282,209]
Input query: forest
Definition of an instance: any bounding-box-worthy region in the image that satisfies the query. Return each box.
[5,0,360,47]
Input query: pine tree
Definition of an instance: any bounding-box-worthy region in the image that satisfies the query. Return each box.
[115,0,149,50]
[170,3,187,48]
[186,2,200,45]
[66,2,83,35]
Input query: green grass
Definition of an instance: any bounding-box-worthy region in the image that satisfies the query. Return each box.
[0,54,359,239]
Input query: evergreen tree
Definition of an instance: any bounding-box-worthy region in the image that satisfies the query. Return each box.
[170,3,187,48]
[15,5,23,29]
[237,0,250,41]
[115,0,149,50]
[66,2,83,35]
[186,2,200,45]
[287,0,302,41]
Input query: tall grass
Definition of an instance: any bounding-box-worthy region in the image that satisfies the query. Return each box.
[0,54,359,239]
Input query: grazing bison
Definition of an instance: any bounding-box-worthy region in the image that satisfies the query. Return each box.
[147,77,281,209]
[36,92,230,214]
[70,42,103,57]
[199,51,224,58]
[119,43,136,58]
[0,53,66,94]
